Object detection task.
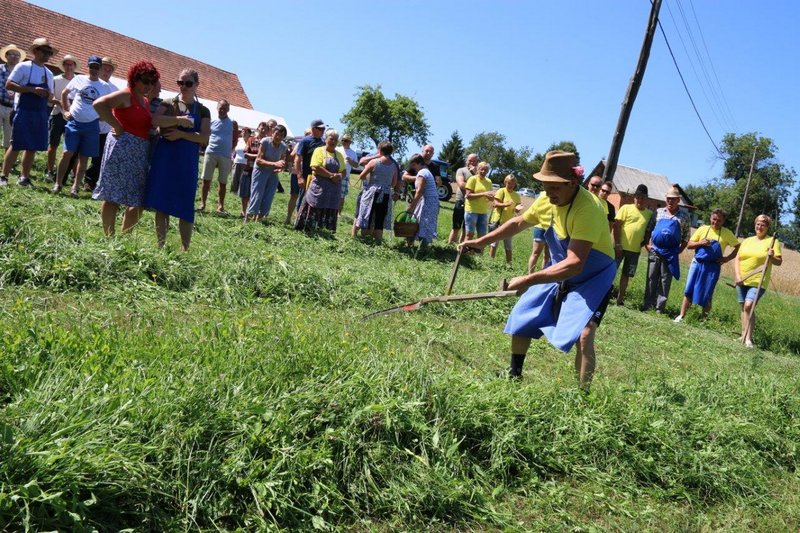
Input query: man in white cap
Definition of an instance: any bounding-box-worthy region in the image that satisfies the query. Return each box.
[46,54,78,178]
[289,119,326,222]
[462,151,616,390]
[642,184,691,313]
[1,38,56,187]
[0,44,26,151]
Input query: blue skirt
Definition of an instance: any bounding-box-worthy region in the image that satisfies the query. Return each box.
[144,137,200,223]
[683,259,720,308]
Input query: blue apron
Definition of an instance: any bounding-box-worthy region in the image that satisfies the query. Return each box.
[651,217,682,280]
[504,206,617,352]
[684,228,723,307]
[11,64,50,151]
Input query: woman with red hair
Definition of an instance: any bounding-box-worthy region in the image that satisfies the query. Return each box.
[92,61,192,235]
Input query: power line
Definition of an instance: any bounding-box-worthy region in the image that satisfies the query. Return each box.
[656,17,723,156]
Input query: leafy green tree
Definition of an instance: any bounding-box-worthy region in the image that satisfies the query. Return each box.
[439,131,466,172]
[340,85,430,158]
[718,132,796,234]
[466,131,539,187]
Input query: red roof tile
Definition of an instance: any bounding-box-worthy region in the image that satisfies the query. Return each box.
[0,0,252,108]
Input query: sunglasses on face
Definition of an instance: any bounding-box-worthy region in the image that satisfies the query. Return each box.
[139,77,156,86]
[589,183,602,189]
[177,80,195,88]
[39,49,54,56]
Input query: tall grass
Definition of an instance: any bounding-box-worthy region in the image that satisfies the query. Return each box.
[1,173,800,530]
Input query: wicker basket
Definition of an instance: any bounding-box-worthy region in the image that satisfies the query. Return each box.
[393,212,419,238]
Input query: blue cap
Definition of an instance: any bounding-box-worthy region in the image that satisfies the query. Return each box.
[87,55,102,66]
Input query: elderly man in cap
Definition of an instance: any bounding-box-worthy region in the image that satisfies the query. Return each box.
[462,151,616,390]
[199,99,235,212]
[612,184,654,305]
[84,57,119,190]
[336,133,358,214]
[45,54,78,178]
[642,184,691,313]
[1,38,56,187]
[0,44,26,152]
[289,119,326,223]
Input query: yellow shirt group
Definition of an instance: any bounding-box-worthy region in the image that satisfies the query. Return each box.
[522,187,614,260]
[465,176,494,214]
[615,203,654,253]
[490,188,521,224]
[738,236,782,288]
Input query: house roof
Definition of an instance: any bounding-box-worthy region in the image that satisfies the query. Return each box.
[0,0,252,109]
[588,160,694,208]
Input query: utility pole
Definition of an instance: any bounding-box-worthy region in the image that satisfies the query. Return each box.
[734,147,758,237]
[603,0,663,183]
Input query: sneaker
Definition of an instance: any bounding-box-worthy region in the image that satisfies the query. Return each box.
[69,187,79,198]
[51,184,62,194]
[46,170,56,182]
[18,177,32,187]
[745,340,754,348]
[0,176,8,186]
[673,315,683,323]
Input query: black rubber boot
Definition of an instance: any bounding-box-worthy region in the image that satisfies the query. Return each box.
[508,353,526,379]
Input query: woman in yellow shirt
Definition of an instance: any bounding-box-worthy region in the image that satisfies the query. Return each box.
[488,174,521,264]
[464,161,495,241]
[734,214,782,348]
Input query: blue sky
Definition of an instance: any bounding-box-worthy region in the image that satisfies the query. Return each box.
[31,0,799,201]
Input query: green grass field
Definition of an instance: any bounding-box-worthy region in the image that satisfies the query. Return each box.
[1,165,799,531]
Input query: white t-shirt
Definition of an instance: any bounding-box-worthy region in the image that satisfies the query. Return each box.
[337,146,358,176]
[64,75,114,123]
[51,74,75,116]
[8,61,55,108]
[233,138,248,164]
[98,79,119,133]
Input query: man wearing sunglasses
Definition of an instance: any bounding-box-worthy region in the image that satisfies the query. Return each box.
[1,38,56,187]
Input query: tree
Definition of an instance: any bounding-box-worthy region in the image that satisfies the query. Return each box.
[718,132,796,235]
[466,131,539,187]
[439,131,466,171]
[340,85,430,158]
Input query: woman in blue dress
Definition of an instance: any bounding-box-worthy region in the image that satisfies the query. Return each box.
[405,153,439,248]
[144,68,210,251]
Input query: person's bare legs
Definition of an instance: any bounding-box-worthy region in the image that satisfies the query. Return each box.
[217,182,226,212]
[55,150,77,188]
[677,295,691,320]
[616,274,630,305]
[575,322,597,390]
[241,197,248,217]
[1,147,18,176]
[528,240,545,273]
[741,300,755,345]
[70,155,89,192]
[286,193,298,224]
[178,219,193,251]
[121,207,142,233]
[100,201,119,235]
[509,335,533,378]
[155,211,169,248]
[46,145,58,175]
[505,247,513,265]
[19,150,35,179]
[489,244,497,258]
[199,179,211,210]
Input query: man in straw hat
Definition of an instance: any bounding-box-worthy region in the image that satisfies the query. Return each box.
[462,151,617,390]
[642,183,691,313]
[1,38,56,187]
[0,44,26,151]
[46,53,79,178]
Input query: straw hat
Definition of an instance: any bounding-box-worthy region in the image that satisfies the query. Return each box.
[665,184,682,198]
[30,37,58,55]
[101,57,116,69]
[533,151,583,183]
[0,44,26,62]
[61,54,79,69]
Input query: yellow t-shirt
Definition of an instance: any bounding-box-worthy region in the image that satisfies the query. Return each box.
[490,188,521,224]
[310,147,346,177]
[528,191,552,230]
[465,176,493,214]
[522,187,614,259]
[738,236,782,288]
[615,203,654,253]
[689,225,739,250]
